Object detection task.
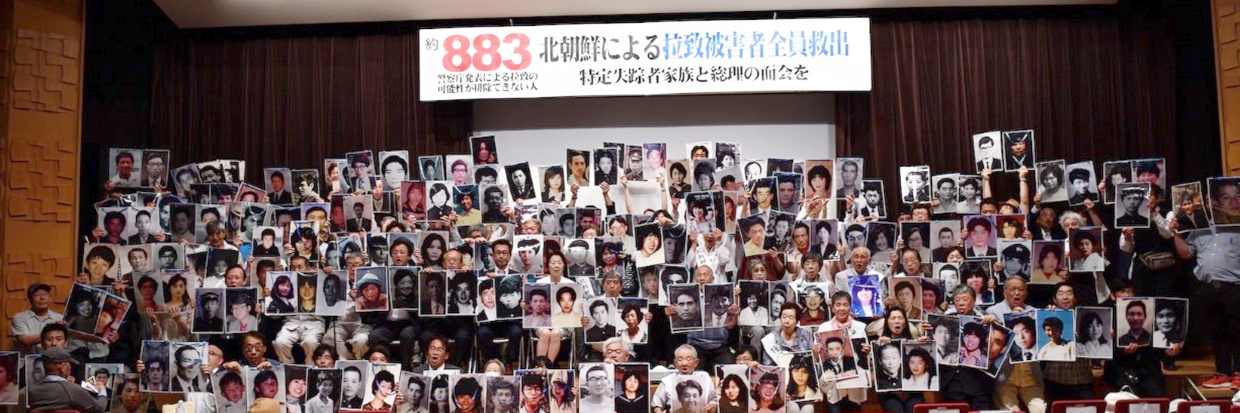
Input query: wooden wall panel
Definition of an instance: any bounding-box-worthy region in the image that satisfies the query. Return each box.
[1215,0,1240,176]
[0,0,83,349]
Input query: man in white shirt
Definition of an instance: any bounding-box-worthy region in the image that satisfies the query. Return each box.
[833,247,881,295]
[651,345,717,413]
[9,283,62,354]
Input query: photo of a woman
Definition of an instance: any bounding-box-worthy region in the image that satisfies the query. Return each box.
[1031,241,1068,284]
[717,374,747,413]
[958,319,989,369]
[1069,228,1106,272]
[267,274,296,314]
[420,233,447,270]
[748,369,784,413]
[634,224,664,267]
[902,344,938,390]
[391,268,418,309]
[1075,307,1113,358]
[542,166,566,203]
[785,354,820,403]
[425,183,453,222]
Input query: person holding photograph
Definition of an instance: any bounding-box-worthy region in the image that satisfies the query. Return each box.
[1037,283,1095,400]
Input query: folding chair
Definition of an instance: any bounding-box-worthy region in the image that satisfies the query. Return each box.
[1175,400,1232,413]
[913,402,970,413]
[1051,399,1108,413]
[1115,398,1172,413]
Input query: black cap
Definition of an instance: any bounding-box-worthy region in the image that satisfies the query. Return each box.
[41,347,78,364]
[27,283,51,299]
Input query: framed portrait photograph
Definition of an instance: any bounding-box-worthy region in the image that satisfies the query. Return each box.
[1002,129,1035,171]
[667,283,703,333]
[899,165,931,205]
[957,316,991,370]
[1068,227,1106,273]
[471,136,498,165]
[1170,182,1210,232]
[1065,161,1099,206]
[1116,297,1155,348]
[417,156,444,181]
[642,142,667,181]
[1036,309,1076,362]
[1114,183,1152,229]
[1151,298,1189,349]
[1035,160,1069,204]
[961,215,997,259]
[972,131,1004,173]
[1076,307,1114,359]
[1207,176,1240,226]
[1101,160,1133,204]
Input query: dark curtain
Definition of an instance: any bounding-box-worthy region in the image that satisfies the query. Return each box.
[836,1,1219,210]
[150,27,472,179]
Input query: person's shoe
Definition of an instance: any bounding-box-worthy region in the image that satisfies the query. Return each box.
[1230,373,1240,389]
[1164,359,1178,370]
[1202,374,1231,388]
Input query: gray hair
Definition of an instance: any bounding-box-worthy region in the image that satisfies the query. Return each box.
[950,284,976,301]
[674,344,698,360]
[850,247,872,258]
[602,337,632,354]
[1058,211,1085,230]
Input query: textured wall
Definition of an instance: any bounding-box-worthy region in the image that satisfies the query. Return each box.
[0,0,83,349]
[1216,0,1240,176]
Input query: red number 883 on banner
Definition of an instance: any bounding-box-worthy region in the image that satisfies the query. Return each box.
[441,33,532,72]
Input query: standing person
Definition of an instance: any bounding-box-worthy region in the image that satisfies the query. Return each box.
[815,292,870,413]
[1042,283,1095,400]
[940,285,997,410]
[984,278,1046,413]
[1172,219,1240,388]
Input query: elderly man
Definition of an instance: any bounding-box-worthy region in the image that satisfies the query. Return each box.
[833,247,882,295]
[651,345,717,413]
[601,337,632,363]
[28,347,109,413]
[984,278,1047,413]
[940,285,998,409]
[410,335,460,374]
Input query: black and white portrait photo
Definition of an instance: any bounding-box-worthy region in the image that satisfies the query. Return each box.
[1075,307,1114,359]
[141,150,170,188]
[418,156,444,181]
[378,150,410,192]
[193,288,224,334]
[1035,160,1068,204]
[139,340,169,392]
[835,157,863,198]
[856,180,886,219]
[594,147,620,186]
[316,272,348,317]
[344,195,375,233]
[1152,298,1188,349]
[715,142,740,170]
[505,162,536,201]
[446,271,477,316]
[998,240,1032,281]
[290,169,321,205]
[1064,161,1098,206]
[583,297,618,343]
[929,220,960,264]
[1102,160,1132,204]
[972,131,1003,173]
[1002,129,1035,171]
[305,368,342,413]
[900,166,931,204]
[169,342,209,392]
[1114,183,1151,228]
[624,145,644,182]
[263,168,293,205]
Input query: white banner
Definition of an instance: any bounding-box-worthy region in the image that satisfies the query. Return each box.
[418,18,871,101]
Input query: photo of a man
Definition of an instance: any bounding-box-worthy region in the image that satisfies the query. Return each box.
[1114,183,1151,228]
[141,150,169,188]
[1003,130,1035,170]
[972,132,1003,173]
[109,148,142,188]
[584,298,617,343]
[1117,298,1153,347]
[668,284,703,332]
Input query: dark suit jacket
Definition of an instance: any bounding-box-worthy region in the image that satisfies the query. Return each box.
[966,247,997,258]
[346,218,373,232]
[127,233,153,245]
[29,378,108,413]
[585,324,617,343]
[268,191,293,205]
[1117,214,1149,227]
[976,159,1002,172]
[409,363,461,374]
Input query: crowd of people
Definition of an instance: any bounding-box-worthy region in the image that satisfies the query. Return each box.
[9,136,1240,413]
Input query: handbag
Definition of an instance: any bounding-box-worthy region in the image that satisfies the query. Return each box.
[1137,251,1176,272]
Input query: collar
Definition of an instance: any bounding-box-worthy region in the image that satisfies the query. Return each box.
[45,374,69,383]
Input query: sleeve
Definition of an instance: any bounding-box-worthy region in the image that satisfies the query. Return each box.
[1119,233,1134,254]
[1154,210,1175,239]
[650,377,673,411]
[8,313,28,338]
